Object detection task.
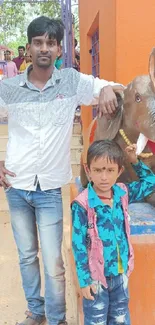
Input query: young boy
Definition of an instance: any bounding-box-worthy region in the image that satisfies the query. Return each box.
[71,139,155,325]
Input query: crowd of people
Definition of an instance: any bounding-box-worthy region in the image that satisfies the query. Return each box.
[2,38,80,80]
[3,45,32,77]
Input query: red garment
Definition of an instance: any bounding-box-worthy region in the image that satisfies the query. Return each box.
[13,56,25,70]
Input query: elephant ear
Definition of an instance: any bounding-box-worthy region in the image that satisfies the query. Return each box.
[95,89,124,140]
[149,47,155,90]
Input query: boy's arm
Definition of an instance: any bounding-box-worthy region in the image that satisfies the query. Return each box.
[71,201,93,288]
[124,144,155,203]
[126,160,155,203]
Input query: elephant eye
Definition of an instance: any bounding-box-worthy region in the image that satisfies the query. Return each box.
[135,93,141,103]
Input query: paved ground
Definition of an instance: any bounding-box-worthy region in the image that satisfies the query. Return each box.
[0,185,77,325]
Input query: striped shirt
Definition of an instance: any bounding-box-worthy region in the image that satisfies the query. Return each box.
[0,66,120,191]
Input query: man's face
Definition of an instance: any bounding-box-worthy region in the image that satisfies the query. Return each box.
[18,48,25,57]
[29,34,61,68]
[87,156,123,194]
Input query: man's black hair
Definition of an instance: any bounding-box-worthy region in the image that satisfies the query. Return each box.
[87,140,124,171]
[18,46,25,51]
[27,16,64,45]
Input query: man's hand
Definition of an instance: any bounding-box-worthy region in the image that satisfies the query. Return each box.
[0,161,16,188]
[98,85,118,117]
[81,284,97,300]
[125,144,139,164]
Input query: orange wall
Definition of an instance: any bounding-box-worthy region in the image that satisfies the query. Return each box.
[79,0,116,79]
[79,0,155,84]
[79,0,116,132]
[116,0,155,84]
[79,0,155,132]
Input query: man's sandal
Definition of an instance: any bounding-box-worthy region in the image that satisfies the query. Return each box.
[15,311,46,325]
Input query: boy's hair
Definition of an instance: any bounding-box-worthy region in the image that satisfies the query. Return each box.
[18,46,25,51]
[87,140,124,170]
[27,16,64,45]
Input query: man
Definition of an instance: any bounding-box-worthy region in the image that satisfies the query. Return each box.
[4,50,18,78]
[13,45,25,71]
[0,16,123,325]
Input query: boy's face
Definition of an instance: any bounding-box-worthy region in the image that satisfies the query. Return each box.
[87,156,124,193]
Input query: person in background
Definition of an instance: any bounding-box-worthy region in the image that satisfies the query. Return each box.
[74,38,80,71]
[13,45,25,71]
[54,45,63,69]
[4,50,17,78]
[19,52,32,73]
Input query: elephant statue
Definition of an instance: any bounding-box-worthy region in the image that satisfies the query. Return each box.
[81,48,155,207]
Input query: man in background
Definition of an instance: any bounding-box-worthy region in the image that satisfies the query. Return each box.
[13,45,25,71]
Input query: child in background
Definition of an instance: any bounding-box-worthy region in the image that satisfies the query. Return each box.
[71,140,155,325]
[4,50,17,78]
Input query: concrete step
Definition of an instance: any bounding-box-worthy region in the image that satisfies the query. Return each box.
[0,125,8,136]
[71,134,82,147]
[0,135,8,151]
[71,145,83,163]
[73,122,81,135]
[71,161,80,178]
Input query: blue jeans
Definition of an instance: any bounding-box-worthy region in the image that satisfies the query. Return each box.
[5,185,66,325]
[83,274,130,325]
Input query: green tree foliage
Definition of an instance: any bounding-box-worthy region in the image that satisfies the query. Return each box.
[34,0,60,18]
[0,0,79,56]
[0,0,61,55]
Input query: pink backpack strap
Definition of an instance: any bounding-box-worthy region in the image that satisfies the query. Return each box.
[73,188,95,223]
